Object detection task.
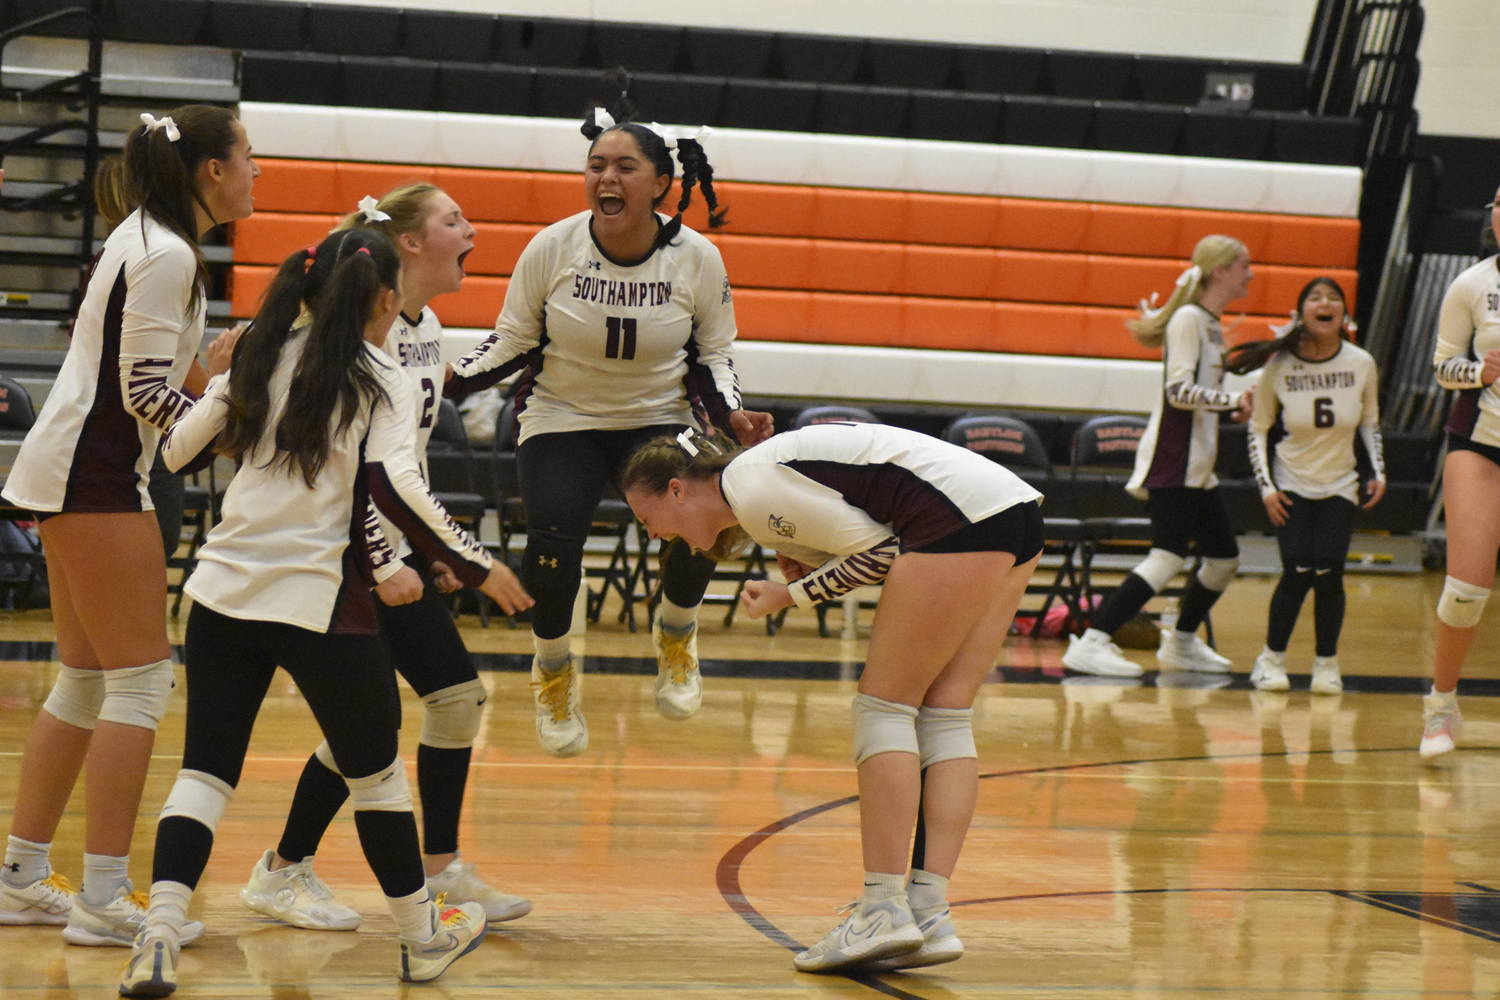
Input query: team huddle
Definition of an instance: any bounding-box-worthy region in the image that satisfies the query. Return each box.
[0,99,1494,996]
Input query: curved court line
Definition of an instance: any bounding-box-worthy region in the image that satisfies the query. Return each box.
[715,746,1412,998]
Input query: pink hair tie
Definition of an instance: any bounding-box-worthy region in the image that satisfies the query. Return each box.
[356,247,371,255]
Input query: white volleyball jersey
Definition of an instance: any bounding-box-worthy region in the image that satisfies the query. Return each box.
[446,211,742,443]
[370,307,447,569]
[1434,255,1500,448]
[1126,304,1244,499]
[163,331,492,634]
[720,423,1042,608]
[1248,342,1385,504]
[3,209,204,513]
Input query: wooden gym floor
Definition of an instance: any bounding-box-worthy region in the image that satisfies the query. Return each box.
[3,568,1500,999]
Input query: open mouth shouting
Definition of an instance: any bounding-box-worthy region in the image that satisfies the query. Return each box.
[598,192,625,217]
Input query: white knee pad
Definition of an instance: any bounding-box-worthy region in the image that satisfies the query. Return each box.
[1198,557,1239,592]
[1437,576,1490,629]
[313,740,341,775]
[96,658,174,730]
[42,665,105,730]
[420,678,487,750]
[159,769,234,832]
[346,757,413,813]
[1134,548,1187,592]
[916,706,976,769]
[851,693,919,765]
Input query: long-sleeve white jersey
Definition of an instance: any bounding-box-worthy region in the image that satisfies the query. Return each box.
[1247,342,1385,504]
[3,209,205,513]
[162,331,492,634]
[1434,255,1500,448]
[1126,304,1244,500]
[444,211,742,442]
[720,423,1041,609]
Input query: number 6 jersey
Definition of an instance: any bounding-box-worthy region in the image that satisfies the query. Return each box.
[1247,341,1384,503]
[445,210,742,442]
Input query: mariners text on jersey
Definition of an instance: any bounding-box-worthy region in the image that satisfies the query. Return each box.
[572,274,672,307]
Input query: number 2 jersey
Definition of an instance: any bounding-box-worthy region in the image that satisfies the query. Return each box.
[1247,341,1384,504]
[1434,255,1500,448]
[444,210,742,440]
[369,307,446,573]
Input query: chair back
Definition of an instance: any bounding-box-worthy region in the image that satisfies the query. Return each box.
[0,377,36,432]
[945,415,1050,473]
[1071,415,1147,470]
[430,399,470,450]
[792,404,879,428]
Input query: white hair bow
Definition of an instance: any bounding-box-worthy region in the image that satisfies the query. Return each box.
[592,107,616,130]
[1175,264,1203,290]
[676,429,700,457]
[140,113,180,142]
[648,123,712,149]
[357,196,391,223]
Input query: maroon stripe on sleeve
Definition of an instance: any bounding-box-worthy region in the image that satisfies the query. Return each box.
[366,460,489,588]
[327,462,381,634]
[782,460,969,551]
[1142,400,1194,490]
[1446,388,1481,440]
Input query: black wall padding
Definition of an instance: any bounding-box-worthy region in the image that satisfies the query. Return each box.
[206,0,308,51]
[722,79,818,132]
[630,72,726,128]
[1047,51,1135,100]
[307,3,399,57]
[340,55,436,111]
[7,0,91,37]
[868,40,956,90]
[817,84,911,139]
[954,46,1044,95]
[592,21,685,75]
[403,9,497,63]
[113,0,208,45]
[1093,101,1183,155]
[683,27,773,78]
[239,50,338,104]
[498,16,590,67]
[1003,95,1092,148]
[533,66,615,121]
[1134,57,1205,105]
[1415,134,1500,212]
[776,33,865,84]
[1181,108,1272,159]
[908,91,1003,143]
[438,63,533,117]
[1268,112,1361,165]
[1246,63,1306,111]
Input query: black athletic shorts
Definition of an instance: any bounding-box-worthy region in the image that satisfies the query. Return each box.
[909,500,1044,563]
[1447,432,1500,469]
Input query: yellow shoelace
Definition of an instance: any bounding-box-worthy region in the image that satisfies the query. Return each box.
[658,632,694,684]
[530,671,573,722]
[41,872,77,895]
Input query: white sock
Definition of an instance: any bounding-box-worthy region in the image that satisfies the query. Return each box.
[142,880,193,944]
[906,869,949,915]
[657,596,699,633]
[1430,686,1458,705]
[861,870,907,903]
[1173,628,1198,642]
[533,634,571,672]
[1261,646,1286,664]
[389,885,436,940]
[80,853,130,907]
[2,835,50,888]
[1082,628,1111,644]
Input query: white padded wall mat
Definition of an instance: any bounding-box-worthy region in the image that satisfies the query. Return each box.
[241,103,1362,217]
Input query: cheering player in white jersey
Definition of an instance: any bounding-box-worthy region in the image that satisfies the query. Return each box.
[238,186,530,933]
[118,229,532,997]
[1419,188,1500,758]
[445,91,772,757]
[1063,235,1254,678]
[622,423,1040,974]
[1228,278,1385,694]
[0,107,258,945]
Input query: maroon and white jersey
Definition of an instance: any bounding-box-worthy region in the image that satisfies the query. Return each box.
[445,211,741,441]
[720,423,1041,609]
[1248,342,1384,504]
[3,209,204,513]
[1434,255,1500,448]
[1126,304,1245,499]
[162,331,492,635]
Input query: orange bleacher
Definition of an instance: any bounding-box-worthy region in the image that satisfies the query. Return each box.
[232,158,1359,359]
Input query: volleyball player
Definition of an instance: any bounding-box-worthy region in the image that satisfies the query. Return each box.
[118,229,532,997]
[1062,235,1254,678]
[0,107,257,945]
[622,423,1041,973]
[1227,278,1385,693]
[1420,187,1500,758]
[239,187,529,931]
[444,91,772,758]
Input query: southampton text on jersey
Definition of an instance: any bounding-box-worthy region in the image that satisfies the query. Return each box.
[572,274,673,307]
[1283,370,1357,392]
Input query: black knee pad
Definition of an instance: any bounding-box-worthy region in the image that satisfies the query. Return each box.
[524,528,585,592]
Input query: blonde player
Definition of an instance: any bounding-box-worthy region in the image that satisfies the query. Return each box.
[0,106,257,945]
[118,229,532,996]
[1062,235,1254,678]
[623,423,1041,974]
[1227,278,1385,693]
